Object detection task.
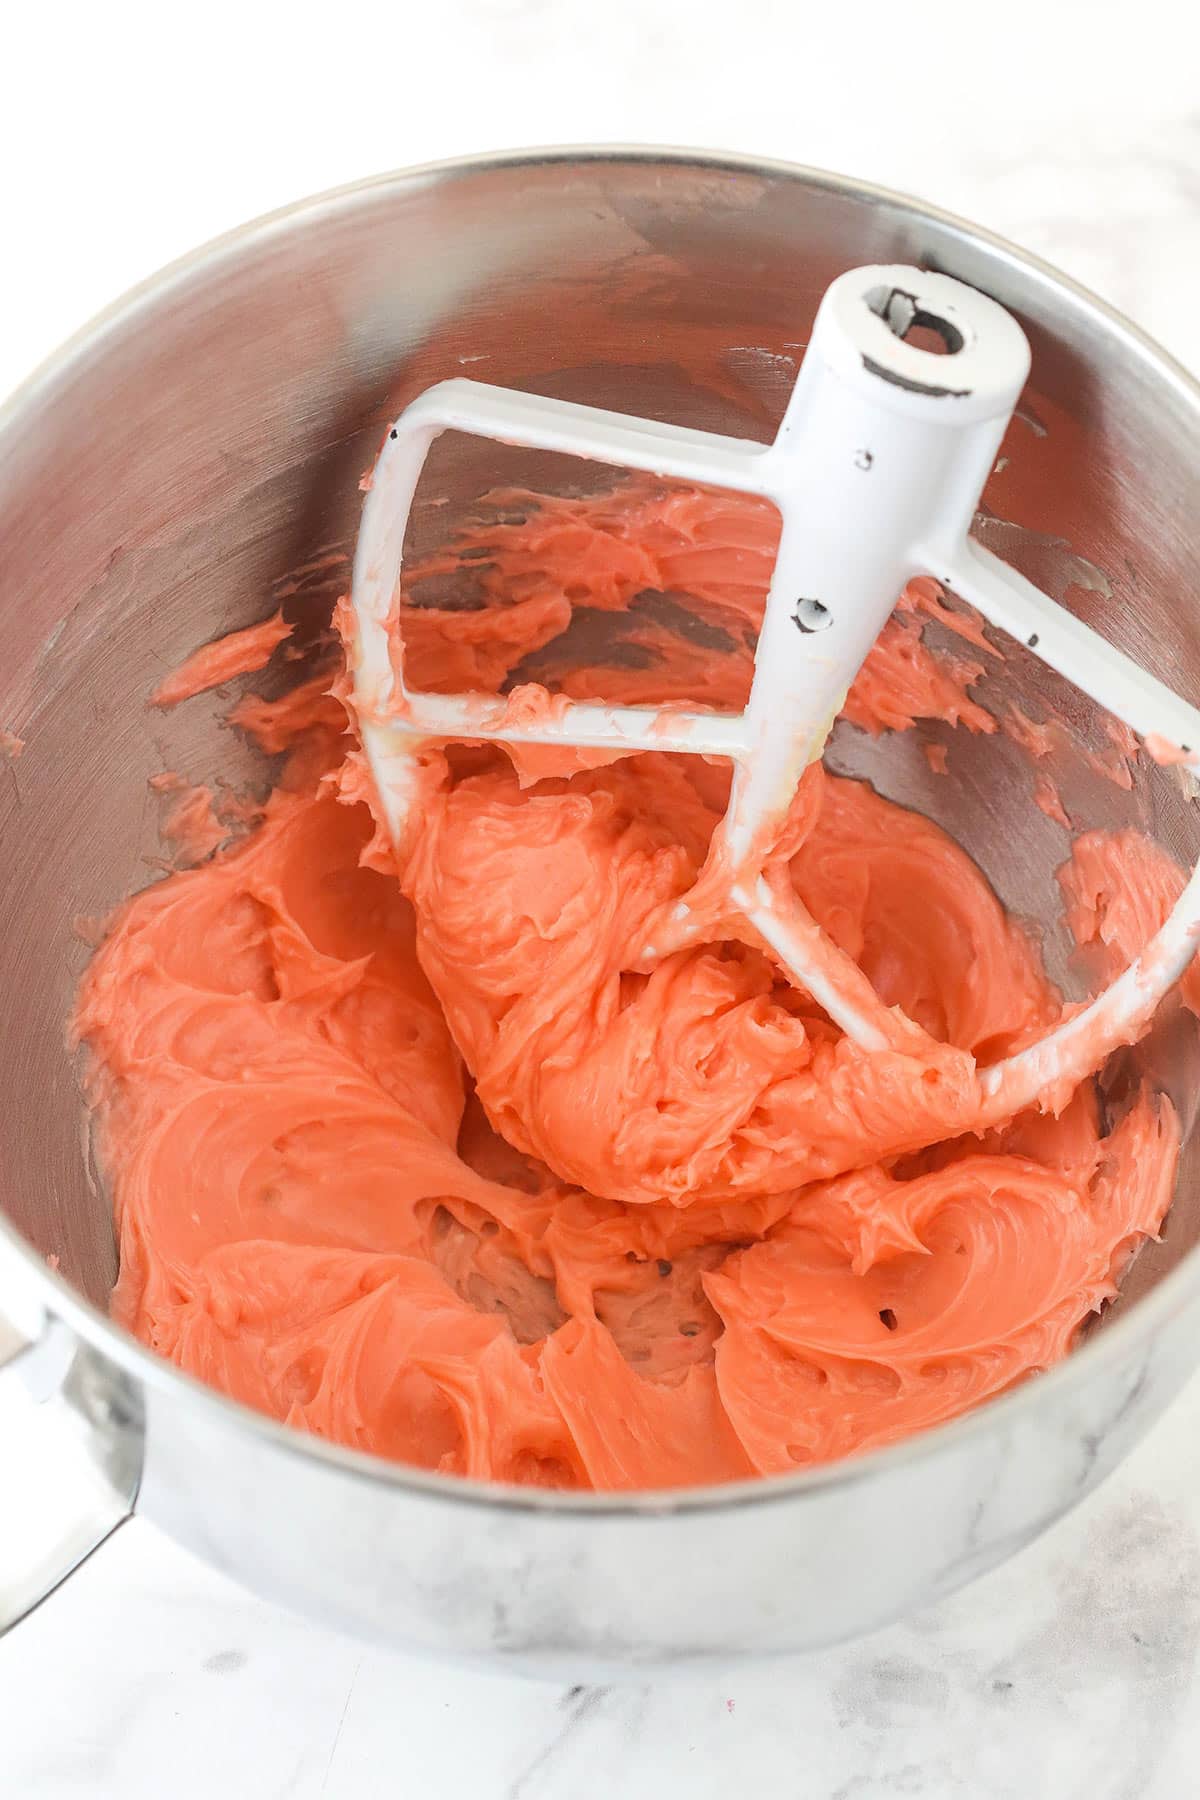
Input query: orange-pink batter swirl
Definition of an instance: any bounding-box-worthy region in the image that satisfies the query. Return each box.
[72,480,1180,1489]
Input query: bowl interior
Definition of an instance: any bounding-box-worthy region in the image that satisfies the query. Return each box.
[1,153,1197,1347]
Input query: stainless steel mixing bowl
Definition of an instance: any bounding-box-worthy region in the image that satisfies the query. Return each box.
[3,148,1200,1677]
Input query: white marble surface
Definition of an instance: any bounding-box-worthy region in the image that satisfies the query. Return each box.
[5,0,1200,1793]
[6,1388,1200,1799]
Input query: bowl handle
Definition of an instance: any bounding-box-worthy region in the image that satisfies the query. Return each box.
[0,1308,141,1632]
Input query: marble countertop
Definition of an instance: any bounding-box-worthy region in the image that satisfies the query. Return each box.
[5,1,1200,1793]
[8,1389,1200,1799]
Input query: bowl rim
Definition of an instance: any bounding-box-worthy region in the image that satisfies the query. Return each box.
[4,140,1199,1519]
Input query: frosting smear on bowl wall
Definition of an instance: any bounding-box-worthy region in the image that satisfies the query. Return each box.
[72,479,1189,1490]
